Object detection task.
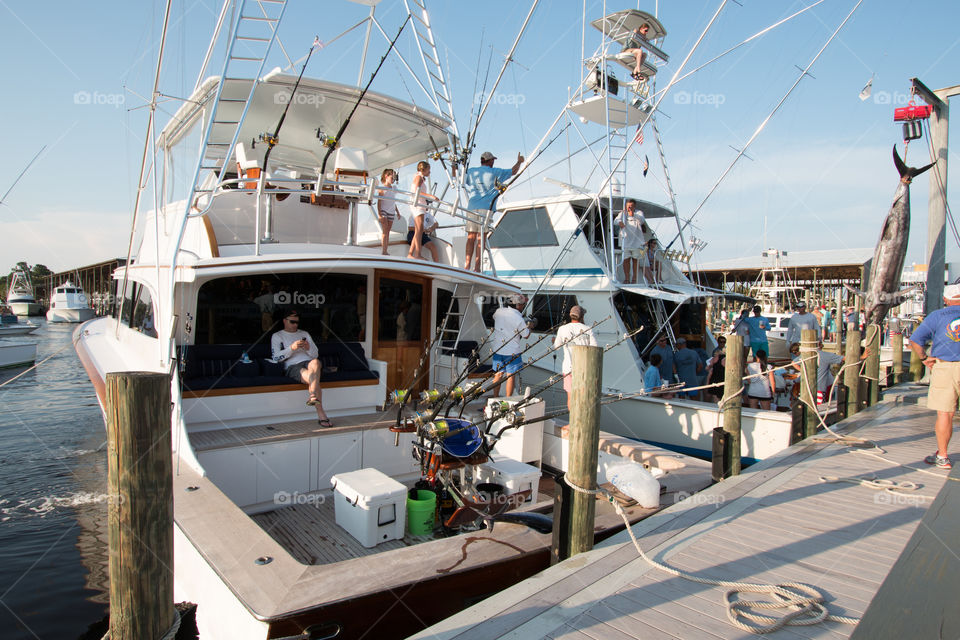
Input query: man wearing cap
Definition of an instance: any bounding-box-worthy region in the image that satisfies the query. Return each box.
[554,305,598,409]
[271,309,332,427]
[491,294,534,397]
[785,301,821,351]
[463,150,524,272]
[907,283,960,470]
[648,334,676,383]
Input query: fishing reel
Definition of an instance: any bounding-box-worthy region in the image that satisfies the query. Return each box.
[315,128,337,149]
[419,388,444,405]
[257,132,279,149]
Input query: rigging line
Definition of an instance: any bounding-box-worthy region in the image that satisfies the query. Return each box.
[649,0,827,101]
[118,0,173,339]
[923,119,960,248]
[319,16,410,177]
[465,0,540,166]
[0,145,45,205]
[463,43,496,172]
[667,0,866,251]
[464,29,486,151]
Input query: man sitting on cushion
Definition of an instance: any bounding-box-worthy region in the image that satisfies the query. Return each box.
[271,308,333,427]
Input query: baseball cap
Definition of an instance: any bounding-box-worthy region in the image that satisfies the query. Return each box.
[676,337,687,344]
[480,151,496,162]
[796,301,807,308]
[944,284,960,300]
[283,308,300,318]
[569,305,585,320]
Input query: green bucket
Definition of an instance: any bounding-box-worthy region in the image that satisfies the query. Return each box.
[406,489,437,536]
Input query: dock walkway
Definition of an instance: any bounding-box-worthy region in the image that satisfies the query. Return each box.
[414,385,956,639]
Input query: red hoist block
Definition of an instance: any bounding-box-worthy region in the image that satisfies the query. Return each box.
[893,104,933,121]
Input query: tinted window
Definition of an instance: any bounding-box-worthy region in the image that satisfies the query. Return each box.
[195,273,367,345]
[378,277,423,342]
[529,294,578,331]
[436,288,461,333]
[488,207,558,248]
[131,285,157,338]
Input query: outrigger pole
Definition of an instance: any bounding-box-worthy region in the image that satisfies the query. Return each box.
[665,0,865,251]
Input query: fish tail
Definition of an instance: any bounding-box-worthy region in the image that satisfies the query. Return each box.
[893,145,935,180]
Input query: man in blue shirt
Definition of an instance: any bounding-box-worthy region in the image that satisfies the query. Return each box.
[643,353,664,395]
[674,338,703,399]
[462,150,523,272]
[908,284,960,470]
[745,305,771,358]
[648,335,675,384]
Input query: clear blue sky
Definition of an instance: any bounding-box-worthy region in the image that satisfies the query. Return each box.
[0,0,957,274]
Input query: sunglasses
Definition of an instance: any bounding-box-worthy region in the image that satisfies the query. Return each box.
[286,318,299,325]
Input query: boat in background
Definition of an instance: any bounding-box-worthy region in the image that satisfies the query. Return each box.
[0,306,39,336]
[747,249,805,358]
[6,265,43,316]
[46,281,96,323]
[0,340,37,369]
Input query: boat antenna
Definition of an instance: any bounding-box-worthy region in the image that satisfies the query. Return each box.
[318,15,410,177]
[0,145,46,206]
[260,37,324,179]
[665,0,865,251]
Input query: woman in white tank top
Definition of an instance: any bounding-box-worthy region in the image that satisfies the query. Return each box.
[408,160,438,259]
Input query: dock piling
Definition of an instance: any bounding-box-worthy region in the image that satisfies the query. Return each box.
[563,345,603,558]
[844,325,862,416]
[721,335,744,476]
[106,372,174,640]
[865,324,881,405]
[800,329,819,439]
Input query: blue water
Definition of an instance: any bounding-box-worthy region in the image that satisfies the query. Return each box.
[0,320,110,639]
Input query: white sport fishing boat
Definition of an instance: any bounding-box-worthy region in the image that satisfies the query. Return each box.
[747,249,806,359]
[6,266,43,316]
[0,307,39,336]
[467,8,797,463]
[0,340,37,368]
[46,281,96,323]
[75,3,710,638]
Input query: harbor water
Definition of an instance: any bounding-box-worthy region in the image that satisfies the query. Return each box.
[0,320,111,639]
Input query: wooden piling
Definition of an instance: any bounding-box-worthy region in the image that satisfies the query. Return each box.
[909,337,924,382]
[844,325,862,416]
[106,372,174,640]
[865,324,881,405]
[721,334,744,476]
[564,345,602,557]
[800,329,819,439]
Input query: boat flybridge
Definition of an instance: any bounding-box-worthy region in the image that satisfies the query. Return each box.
[6,265,43,316]
[467,8,795,464]
[748,249,807,358]
[74,2,709,638]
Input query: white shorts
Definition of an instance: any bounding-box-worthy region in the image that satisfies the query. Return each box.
[465,211,484,234]
[623,247,644,260]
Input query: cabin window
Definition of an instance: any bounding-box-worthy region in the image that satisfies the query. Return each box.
[378,277,423,342]
[195,273,367,345]
[529,294,578,330]
[131,285,157,338]
[119,283,136,326]
[487,207,558,248]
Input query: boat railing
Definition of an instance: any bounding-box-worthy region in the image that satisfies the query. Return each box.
[195,172,482,252]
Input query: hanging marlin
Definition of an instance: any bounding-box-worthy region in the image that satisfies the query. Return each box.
[846,146,934,326]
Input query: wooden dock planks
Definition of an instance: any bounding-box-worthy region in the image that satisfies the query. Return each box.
[413,386,951,639]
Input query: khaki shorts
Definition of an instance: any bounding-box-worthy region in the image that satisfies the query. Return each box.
[622,247,644,260]
[465,211,484,234]
[927,360,960,412]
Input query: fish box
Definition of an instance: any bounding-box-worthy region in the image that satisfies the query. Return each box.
[474,459,541,504]
[331,468,407,547]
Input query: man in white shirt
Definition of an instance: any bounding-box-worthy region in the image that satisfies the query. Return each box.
[271,308,332,427]
[554,305,598,409]
[617,199,649,284]
[490,295,533,397]
[785,301,821,351]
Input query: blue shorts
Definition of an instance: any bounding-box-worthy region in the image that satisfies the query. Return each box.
[750,341,770,358]
[492,353,522,374]
[406,229,433,244]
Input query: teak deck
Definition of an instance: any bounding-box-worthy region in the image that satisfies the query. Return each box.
[415,384,956,639]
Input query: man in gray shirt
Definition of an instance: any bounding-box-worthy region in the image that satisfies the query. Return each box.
[786,301,821,350]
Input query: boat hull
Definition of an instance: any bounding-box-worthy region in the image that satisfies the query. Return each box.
[46,308,96,323]
[9,302,43,316]
[524,364,793,463]
[0,324,39,336]
[0,342,37,368]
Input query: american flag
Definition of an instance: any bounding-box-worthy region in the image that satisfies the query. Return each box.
[634,127,644,145]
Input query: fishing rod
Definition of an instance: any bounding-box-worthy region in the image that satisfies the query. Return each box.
[258,37,322,181]
[318,15,409,177]
[390,313,451,435]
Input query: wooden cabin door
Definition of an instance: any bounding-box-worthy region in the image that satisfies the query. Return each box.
[372,271,431,393]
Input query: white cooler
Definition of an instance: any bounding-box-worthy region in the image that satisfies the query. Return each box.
[331,468,406,547]
[474,459,541,504]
